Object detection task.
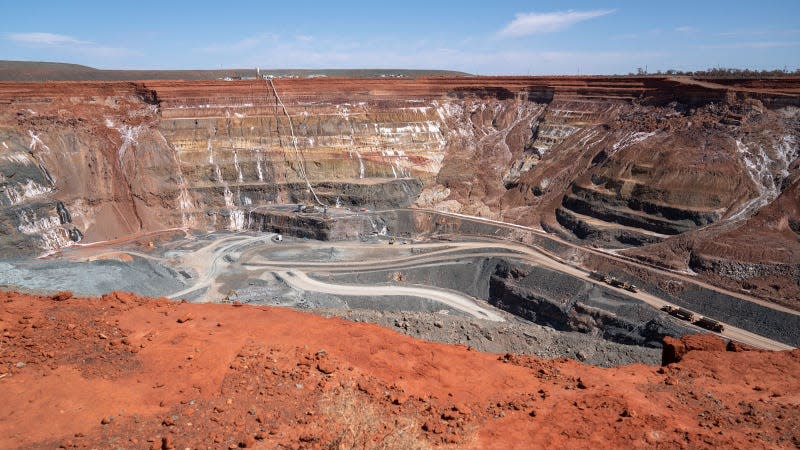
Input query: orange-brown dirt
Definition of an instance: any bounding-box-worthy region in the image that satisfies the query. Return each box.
[1,290,798,449]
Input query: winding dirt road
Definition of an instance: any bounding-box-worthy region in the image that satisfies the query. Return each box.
[276,270,505,322]
[153,217,792,350]
[240,237,793,350]
[408,208,800,317]
[168,233,275,300]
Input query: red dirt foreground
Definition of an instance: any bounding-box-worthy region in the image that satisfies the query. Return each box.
[1,291,798,449]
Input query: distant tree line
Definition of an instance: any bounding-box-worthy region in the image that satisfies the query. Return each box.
[628,67,800,77]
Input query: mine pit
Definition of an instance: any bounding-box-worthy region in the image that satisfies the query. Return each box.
[0,65,799,449]
[1,75,799,364]
[2,205,796,366]
[0,214,669,366]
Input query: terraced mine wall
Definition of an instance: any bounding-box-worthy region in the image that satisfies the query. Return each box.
[0,76,798,305]
[327,255,691,347]
[487,260,690,347]
[374,209,800,346]
[245,210,386,241]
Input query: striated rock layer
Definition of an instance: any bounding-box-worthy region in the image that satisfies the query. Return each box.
[0,77,798,304]
[1,291,798,449]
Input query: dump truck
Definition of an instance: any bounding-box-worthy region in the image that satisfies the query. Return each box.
[589,271,609,283]
[589,272,638,292]
[660,305,695,322]
[694,316,724,332]
[608,277,625,288]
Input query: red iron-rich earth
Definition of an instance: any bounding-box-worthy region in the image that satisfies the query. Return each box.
[1,290,798,449]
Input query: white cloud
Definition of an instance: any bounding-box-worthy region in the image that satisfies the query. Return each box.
[498,9,614,37]
[7,32,90,46]
[700,41,800,49]
[5,32,135,59]
[675,26,695,33]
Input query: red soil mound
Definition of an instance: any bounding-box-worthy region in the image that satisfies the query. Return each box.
[1,291,798,449]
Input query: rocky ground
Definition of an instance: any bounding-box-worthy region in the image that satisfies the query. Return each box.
[1,290,798,449]
[321,309,661,367]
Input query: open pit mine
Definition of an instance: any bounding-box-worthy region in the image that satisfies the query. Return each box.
[1,74,799,448]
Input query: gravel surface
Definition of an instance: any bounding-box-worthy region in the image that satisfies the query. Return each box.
[318,308,661,367]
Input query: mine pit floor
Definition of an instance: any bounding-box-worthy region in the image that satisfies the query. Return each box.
[0,227,793,363]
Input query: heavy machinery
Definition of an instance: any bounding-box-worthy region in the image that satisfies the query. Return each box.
[589,271,610,283]
[694,316,724,332]
[660,305,695,322]
[588,272,638,292]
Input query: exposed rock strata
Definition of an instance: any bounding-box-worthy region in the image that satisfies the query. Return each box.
[0,77,798,304]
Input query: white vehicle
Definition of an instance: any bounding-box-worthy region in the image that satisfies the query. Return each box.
[272,234,283,243]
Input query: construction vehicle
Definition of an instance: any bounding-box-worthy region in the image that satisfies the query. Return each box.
[694,316,724,332]
[660,305,695,322]
[609,277,625,288]
[589,271,610,283]
[623,283,638,293]
[589,272,638,292]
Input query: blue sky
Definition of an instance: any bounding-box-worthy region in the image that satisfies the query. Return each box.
[2,0,799,74]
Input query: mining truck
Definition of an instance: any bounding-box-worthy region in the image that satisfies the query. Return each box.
[694,316,724,332]
[589,272,638,292]
[623,282,638,293]
[589,271,609,283]
[660,305,695,322]
[608,277,625,288]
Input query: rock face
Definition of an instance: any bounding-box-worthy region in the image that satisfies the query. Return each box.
[486,259,691,347]
[0,77,798,304]
[0,80,449,250]
[662,334,729,365]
